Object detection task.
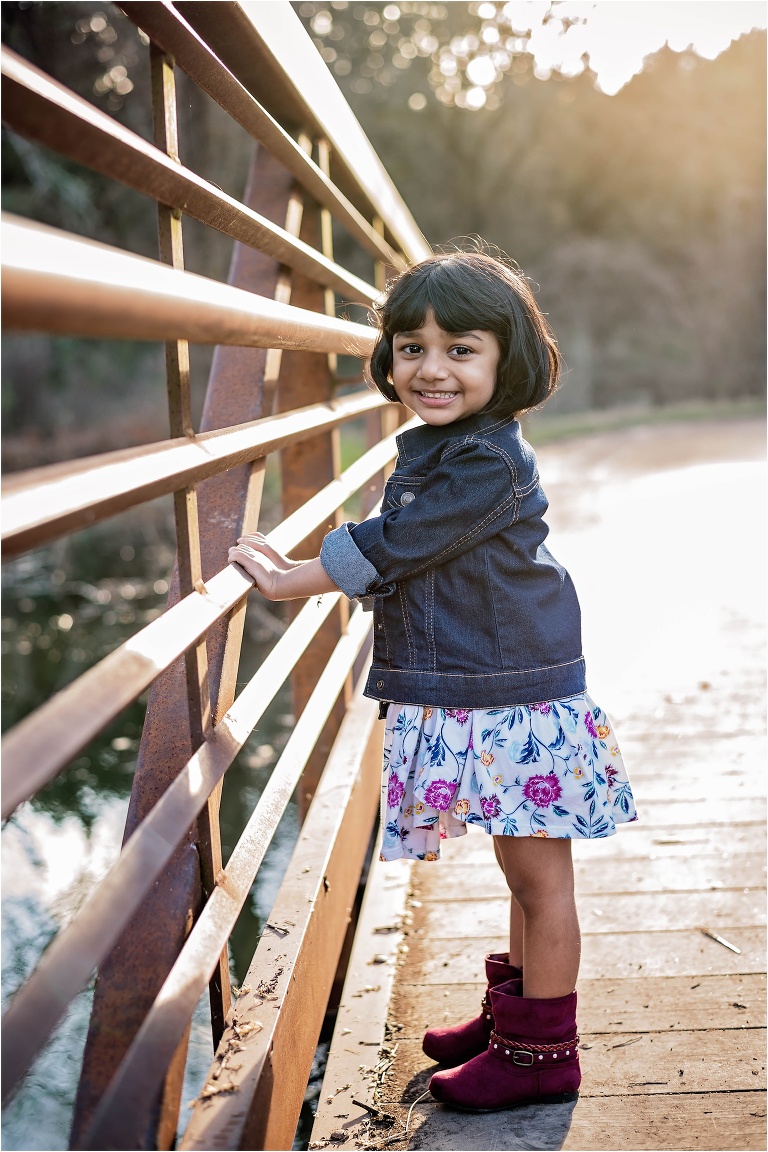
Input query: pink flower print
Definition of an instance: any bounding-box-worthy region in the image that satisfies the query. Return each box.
[424,779,457,811]
[446,708,470,725]
[480,794,501,820]
[584,710,598,738]
[530,701,551,714]
[522,773,563,808]
[387,774,405,809]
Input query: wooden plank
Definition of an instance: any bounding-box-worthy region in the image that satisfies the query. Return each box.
[81,609,373,1148]
[403,927,767,983]
[429,853,766,897]
[176,1,431,262]
[392,1026,765,1095]
[393,973,767,1036]
[0,593,341,1104]
[414,890,766,937]
[2,389,384,556]
[379,1092,767,1151]
[311,856,413,1146]
[442,823,766,862]
[1,214,378,348]
[0,49,380,302]
[179,682,384,1151]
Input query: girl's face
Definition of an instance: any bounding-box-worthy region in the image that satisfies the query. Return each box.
[391,310,500,426]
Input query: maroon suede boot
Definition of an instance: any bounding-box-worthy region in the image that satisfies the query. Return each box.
[429,981,580,1112]
[422,953,522,1066]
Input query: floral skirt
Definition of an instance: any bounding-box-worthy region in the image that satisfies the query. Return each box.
[379,695,637,862]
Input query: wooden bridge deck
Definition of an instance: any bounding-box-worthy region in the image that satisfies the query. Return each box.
[311,421,767,1152]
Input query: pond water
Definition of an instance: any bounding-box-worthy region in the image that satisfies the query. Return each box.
[0,498,326,1150]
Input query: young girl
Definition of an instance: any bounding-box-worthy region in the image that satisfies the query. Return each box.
[228,251,636,1113]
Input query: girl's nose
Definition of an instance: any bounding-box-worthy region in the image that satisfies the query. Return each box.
[416,351,448,380]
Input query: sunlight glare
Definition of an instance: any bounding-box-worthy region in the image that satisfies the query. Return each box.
[533,1,767,94]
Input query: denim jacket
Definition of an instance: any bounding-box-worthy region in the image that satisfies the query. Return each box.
[320,410,586,710]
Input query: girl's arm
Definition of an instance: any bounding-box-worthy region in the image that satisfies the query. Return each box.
[228,533,338,601]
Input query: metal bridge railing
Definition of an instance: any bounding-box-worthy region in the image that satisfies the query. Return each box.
[1,4,429,1147]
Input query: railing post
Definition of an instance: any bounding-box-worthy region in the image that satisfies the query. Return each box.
[278,139,351,821]
[69,142,298,1150]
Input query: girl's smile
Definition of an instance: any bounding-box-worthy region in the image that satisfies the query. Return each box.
[391,311,499,425]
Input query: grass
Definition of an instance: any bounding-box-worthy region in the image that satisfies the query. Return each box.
[522,396,765,446]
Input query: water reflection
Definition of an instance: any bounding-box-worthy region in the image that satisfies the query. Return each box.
[1,505,302,1149]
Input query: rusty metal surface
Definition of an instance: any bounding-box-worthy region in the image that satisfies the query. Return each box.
[180,678,383,1150]
[1,49,380,301]
[1,590,341,1105]
[0,419,400,821]
[278,193,350,819]
[151,38,230,1058]
[1,389,383,557]
[119,3,403,269]
[177,1,431,261]
[1,214,378,348]
[69,145,297,1149]
[80,608,372,1150]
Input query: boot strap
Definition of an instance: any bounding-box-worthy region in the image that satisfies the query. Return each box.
[489,1029,579,1066]
[481,994,493,1022]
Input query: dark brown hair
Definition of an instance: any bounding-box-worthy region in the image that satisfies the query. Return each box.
[368,250,561,418]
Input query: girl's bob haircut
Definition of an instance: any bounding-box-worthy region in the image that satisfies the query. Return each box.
[368,250,561,419]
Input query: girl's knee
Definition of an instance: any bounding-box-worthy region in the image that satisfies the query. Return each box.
[494,836,575,907]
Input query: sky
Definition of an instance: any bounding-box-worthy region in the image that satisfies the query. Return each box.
[507,1,768,94]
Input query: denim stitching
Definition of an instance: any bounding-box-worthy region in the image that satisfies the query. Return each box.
[370,657,584,677]
[398,581,415,667]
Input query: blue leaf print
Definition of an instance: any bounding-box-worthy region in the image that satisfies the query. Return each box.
[519,731,539,764]
[481,728,493,743]
[574,813,589,829]
[552,805,569,817]
[386,820,400,836]
[503,816,518,834]
[532,811,546,826]
[583,786,595,802]
[466,813,484,826]
[595,771,606,785]
[589,798,596,817]
[550,728,566,751]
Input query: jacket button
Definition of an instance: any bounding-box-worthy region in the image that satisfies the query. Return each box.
[400,491,415,505]
[376,680,384,689]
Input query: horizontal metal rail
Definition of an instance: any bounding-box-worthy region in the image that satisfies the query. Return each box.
[178,1,431,262]
[1,215,377,349]
[2,389,385,557]
[1,49,380,303]
[1,419,404,818]
[118,1,405,270]
[82,606,372,1149]
[0,590,341,1102]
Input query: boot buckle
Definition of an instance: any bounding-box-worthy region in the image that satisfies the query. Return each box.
[512,1050,534,1066]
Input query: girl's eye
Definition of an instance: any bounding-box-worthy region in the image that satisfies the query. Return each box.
[451,345,473,357]
[397,343,422,355]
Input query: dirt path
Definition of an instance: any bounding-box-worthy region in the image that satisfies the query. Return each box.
[311,420,766,1152]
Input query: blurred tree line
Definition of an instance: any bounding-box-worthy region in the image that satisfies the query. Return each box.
[1,1,765,469]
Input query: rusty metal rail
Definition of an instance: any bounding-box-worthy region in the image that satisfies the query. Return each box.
[1,3,428,1148]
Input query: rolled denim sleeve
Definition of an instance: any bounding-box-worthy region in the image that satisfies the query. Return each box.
[347,439,523,585]
[320,522,381,600]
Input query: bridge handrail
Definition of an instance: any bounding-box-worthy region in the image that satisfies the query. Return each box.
[1,2,425,1145]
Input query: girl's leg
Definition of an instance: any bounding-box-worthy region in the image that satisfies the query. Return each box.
[493,837,524,968]
[493,835,580,999]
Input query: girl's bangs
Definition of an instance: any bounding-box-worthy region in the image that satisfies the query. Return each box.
[385,269,493,336]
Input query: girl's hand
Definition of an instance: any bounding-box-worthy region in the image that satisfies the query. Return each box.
[228,539,284,600]
[235,533,298,571]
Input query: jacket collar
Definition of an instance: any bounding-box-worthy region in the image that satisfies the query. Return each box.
[396,409,519,462]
